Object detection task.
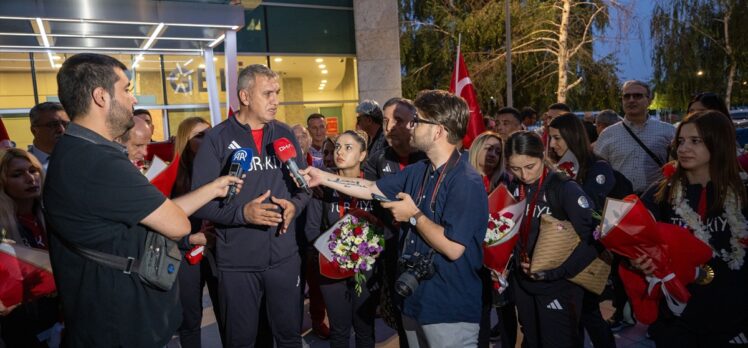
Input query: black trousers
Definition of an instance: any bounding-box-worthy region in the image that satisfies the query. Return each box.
[218,256,302,348]
[514,280,584,348]
[652,317,748,348]
[478,269,518,348]
[579,289,616,348]
[177,256,223,348]
[319,271,378,348]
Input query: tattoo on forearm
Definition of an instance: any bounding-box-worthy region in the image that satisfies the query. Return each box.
[327,177,367,189]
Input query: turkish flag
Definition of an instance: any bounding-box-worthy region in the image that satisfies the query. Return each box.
[0,116,12,148]
[449,46,485,149]
[0,241,56,307]
[146,140,175,162]
[150,153,181,197]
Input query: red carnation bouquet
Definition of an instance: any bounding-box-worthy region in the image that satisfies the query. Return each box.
[598,195,712,323]
[483,184,526,292]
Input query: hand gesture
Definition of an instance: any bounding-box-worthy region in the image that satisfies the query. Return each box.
[0,300,18,317]
[188,232,208,246]
[212,175,244,198]
[298,167,324,188]
[380,192,419,222]
[271,196,296,234]
[243,190,283,226]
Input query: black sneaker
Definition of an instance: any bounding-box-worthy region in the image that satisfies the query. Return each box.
[490,324,501,342]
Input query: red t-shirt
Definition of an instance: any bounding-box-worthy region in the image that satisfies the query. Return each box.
[398,156,409,171]
[252,128,264,155]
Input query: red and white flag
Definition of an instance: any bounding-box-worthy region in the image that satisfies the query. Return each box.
[0,241,56,307]
[449,44,485,149]
[0,116,12,149]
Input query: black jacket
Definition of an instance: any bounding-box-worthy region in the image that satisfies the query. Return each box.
[508,171,599,294]
[192,117,310,271]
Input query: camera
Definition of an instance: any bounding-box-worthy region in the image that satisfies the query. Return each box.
[395,250,436,297]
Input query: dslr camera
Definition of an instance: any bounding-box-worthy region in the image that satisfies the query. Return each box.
[395,250,436,297]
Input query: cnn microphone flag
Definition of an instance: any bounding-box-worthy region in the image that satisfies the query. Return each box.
[449,42,485,149]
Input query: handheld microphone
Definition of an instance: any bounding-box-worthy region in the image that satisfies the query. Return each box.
[224,148,253,204]
[272,137,311,193]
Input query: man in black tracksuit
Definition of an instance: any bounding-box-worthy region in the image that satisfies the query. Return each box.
[192,64,310,347]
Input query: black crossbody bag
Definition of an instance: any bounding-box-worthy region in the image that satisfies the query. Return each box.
[54,230,182,291]
[621,122,664,167]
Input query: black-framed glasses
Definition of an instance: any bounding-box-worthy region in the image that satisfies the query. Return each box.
[33,120,69,129]
[408,114,440,129]
[622,93,646,101]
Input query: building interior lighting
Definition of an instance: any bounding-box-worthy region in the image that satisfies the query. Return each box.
[321,70,328,74]
[209,34,225,48]
[274,57,283,62]
[46,51,55,68]
[318,64,326,69]
[315,58,323,63]
[36,18,50,47]
[142,23,165,50]
[321,80,327,83]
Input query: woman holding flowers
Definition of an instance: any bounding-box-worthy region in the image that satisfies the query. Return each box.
[468,131,517,348]
[639,110,748,347]
[305,130,381,348]
[504,131,598,348]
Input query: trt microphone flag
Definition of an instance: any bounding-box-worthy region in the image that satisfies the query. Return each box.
[449,45,485,149]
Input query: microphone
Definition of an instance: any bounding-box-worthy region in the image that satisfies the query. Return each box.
[272,137,311,193]
[224,148,253,204]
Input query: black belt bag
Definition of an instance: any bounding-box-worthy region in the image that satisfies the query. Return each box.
[58,231,182,291]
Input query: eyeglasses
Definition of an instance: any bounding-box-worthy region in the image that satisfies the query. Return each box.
[622,93,646,101]
[33,120,69,129]
[408,114,440,129]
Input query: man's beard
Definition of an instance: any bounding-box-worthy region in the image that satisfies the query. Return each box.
[409,132,430,152]
[107,98,134,139]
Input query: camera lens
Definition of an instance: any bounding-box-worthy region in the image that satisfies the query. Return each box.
[395,272,419,297]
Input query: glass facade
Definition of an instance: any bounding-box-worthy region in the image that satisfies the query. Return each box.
[1,2,359,150]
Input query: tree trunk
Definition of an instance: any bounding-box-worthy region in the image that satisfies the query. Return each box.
[556,0,571,103]
[723,5,735,109]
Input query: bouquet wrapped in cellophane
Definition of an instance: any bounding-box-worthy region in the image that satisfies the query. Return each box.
[314,210,385,295]
[483,184,526,293]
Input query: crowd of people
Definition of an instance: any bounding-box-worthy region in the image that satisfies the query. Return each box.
[0,52,746,348]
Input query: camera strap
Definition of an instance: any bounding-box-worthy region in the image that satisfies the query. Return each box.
[403,149,461,254]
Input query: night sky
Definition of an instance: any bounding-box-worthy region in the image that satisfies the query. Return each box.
[593,1,654,82]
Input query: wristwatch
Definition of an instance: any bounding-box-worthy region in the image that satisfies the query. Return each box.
[409,211,424,226]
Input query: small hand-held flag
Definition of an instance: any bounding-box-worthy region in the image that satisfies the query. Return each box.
[449,35,485,149]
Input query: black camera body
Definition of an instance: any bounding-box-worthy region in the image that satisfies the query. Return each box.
[395,250,437,297]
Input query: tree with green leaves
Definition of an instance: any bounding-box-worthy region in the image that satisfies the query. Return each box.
[651,0,748,111]
[399,0,625,112]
